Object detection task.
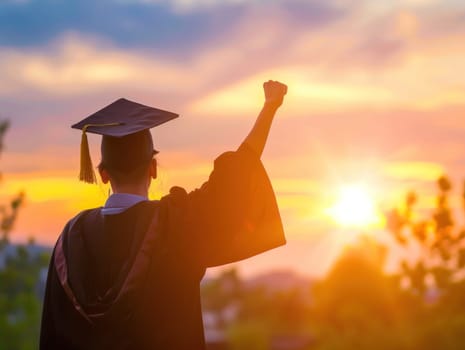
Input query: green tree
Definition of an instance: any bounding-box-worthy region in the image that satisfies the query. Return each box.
[0,121,24,249]
[0,245,50,350]
[0,120,50,350]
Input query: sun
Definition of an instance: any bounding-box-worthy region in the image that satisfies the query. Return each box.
[327,184,382,227]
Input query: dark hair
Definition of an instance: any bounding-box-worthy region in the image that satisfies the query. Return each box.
[98,158,152,186]
[98,130,155,186]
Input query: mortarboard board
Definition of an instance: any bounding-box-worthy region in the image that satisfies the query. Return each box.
[72,98,179,184]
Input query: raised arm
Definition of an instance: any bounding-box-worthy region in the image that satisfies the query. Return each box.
[242,80,287,157]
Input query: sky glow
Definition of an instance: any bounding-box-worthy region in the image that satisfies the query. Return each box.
[1,0,464,276]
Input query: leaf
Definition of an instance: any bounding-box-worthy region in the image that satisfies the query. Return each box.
[438,176,452,192]
[386,209,405,238]
[412,221,428,243]
[0,120,9,154]
[10,192,24,210]
[434,209,453,231]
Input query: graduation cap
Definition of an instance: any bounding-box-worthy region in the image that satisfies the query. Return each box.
[72,98,179,184]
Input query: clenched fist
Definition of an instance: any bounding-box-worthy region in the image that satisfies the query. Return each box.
[263,80,287,108]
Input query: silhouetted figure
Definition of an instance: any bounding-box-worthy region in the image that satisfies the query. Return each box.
[40,80,287,349]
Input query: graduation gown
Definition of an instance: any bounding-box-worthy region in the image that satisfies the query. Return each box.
[40,143,286,350]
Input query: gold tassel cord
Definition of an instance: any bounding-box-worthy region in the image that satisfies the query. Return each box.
[79,126,96,184]
[78,123,122,184]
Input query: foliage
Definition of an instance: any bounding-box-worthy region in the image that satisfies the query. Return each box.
[386,175,465,297]
[227,321,269,350]
[310,238,410,350]
[201,267,314,349]
[0,120,50,350]
[313,238,396,327]
[0,245,50,350]
[0,121,25,249]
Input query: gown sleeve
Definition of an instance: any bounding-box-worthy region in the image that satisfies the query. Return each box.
[159,142,286,267]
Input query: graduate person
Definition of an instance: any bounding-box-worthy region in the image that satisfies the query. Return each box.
[40,80,288,349]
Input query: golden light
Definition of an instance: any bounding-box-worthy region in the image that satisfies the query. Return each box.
[327,184,382,228]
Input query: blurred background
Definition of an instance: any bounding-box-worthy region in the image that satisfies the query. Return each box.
[1,0,465,349]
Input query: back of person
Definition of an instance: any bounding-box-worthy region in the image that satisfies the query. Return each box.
[43,199,212,349]
[40,80,288,349]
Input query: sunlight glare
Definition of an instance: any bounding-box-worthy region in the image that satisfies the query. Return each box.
[328,184,382,228]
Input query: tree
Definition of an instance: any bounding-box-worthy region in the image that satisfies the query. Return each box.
[0,121,24,249]
[383,175,465,349]
[0,120,50,350]
[386,175,465,296]
[311,237,411,350]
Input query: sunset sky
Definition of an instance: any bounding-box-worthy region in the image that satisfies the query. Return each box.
[1,0,464,277]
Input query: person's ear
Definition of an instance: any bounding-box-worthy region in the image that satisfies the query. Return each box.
[99,167,110,184]
[150,158,157,180]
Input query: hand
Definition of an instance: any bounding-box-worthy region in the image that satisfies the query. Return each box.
[263,80,287,108]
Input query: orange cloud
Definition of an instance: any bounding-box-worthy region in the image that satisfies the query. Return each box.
[383,161,444,181]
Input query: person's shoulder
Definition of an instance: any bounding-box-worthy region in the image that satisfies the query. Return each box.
[62,207,102,233]
[51,207,101,251]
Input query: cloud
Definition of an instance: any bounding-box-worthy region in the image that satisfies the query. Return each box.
[189,69,398,117]
[3,20,463,118]
[0,0,343,49]
[0,35,197,97]
[383,161,444,181]
[1,0,462,117]
[117,0,255,12]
